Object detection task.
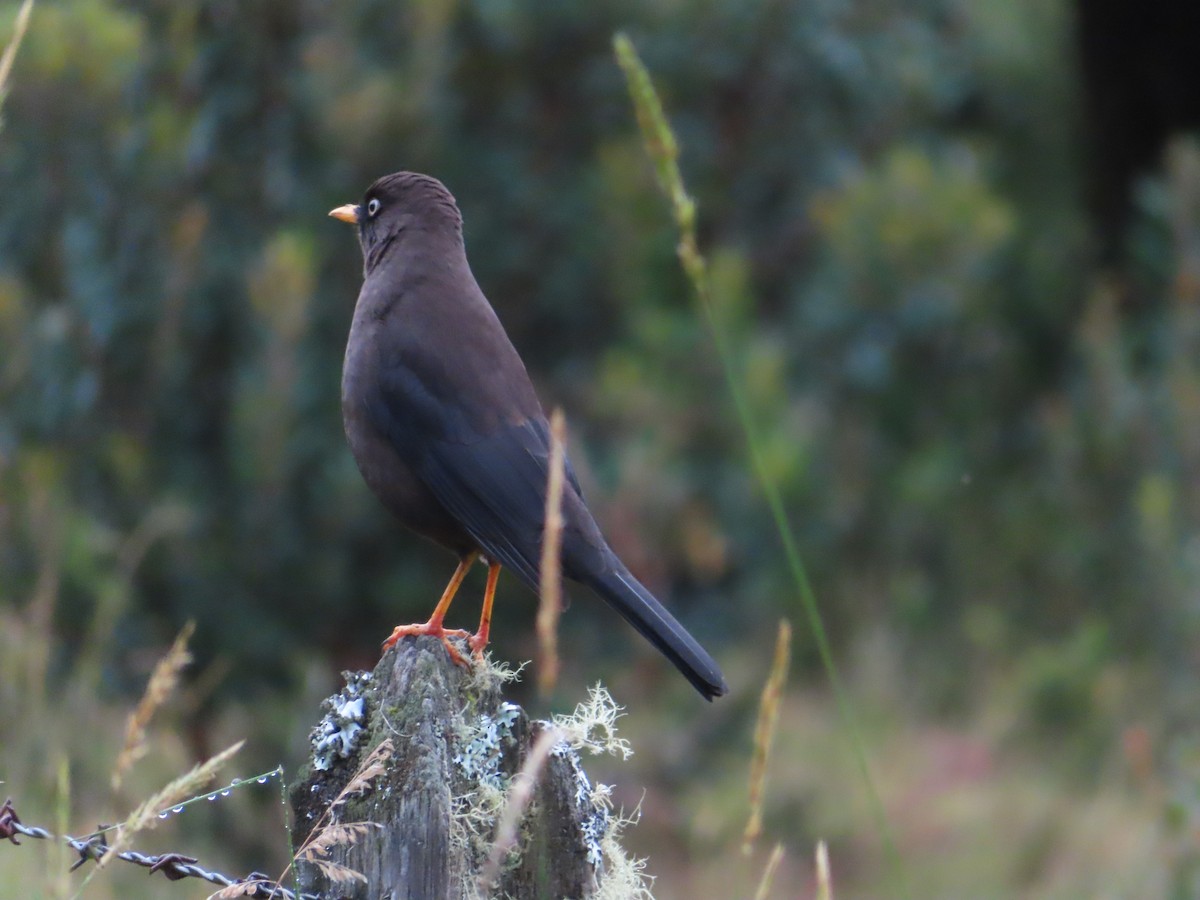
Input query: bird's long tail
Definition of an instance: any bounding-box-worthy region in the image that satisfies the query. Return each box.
[583,554,728,700]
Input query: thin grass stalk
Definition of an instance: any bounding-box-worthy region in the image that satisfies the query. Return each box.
[80,738,245,899]
[613,32,906,896]
[816,840,833,900]
[268,739,393,896]
[743,619,791,850]
[112,621,195,790]
[751,842,785,900]
[0,0,33,112]
[477,726,563,894]
[537,408,567,696]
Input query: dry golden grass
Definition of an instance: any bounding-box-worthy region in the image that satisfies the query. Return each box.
[0,0,33,105]
[815,840,833,900]
[294,822,378,887]
[743,618,792,850]
[328,738,393,810]
[248,737,393,897]
[111,621,195,791]
[537,407,567,696]
[98,739,244,870]
[476,726,564,894]
[210,880,274,898]
[752,842,785,900]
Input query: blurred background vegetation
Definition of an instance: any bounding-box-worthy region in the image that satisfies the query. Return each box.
[3,0,1200,897]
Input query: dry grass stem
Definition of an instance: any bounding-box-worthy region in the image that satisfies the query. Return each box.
[100,739,244,868]
[332,738,393,808]
[22,471,62,706]
[307,857,368,885]
[476,726,563,894]
[743,619,792,851]
[0,0,34,104]
[616,30,903,891]
[53,754,71,900]
[211,879,273,899]
[300,822,380,861]
[537,408,567,696]
[271,739,393,894]
[815,840,833,900]
[112,621,195,790]
[752,842,785,900]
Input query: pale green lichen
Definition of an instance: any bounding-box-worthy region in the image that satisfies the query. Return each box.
[551,684,633,760]
[595,806,655,900]
[449,680,654,899]
[468,651,528,696]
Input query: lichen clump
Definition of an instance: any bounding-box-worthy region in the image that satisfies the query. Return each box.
[310,671,372,771]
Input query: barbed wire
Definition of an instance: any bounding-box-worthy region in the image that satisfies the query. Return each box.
[0,797,320,899]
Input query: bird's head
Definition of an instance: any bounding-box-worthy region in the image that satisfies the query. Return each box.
[329,171,464,274]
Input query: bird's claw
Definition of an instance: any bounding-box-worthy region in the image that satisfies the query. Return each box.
[382,621,473,667]
[467,630,490,660]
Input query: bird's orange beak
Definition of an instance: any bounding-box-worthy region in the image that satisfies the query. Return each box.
[328,204,359,224]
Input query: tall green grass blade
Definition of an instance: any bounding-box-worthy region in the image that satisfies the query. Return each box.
[614,32,907,895]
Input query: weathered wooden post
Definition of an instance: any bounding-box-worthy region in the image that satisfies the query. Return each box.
[289,636,624,900]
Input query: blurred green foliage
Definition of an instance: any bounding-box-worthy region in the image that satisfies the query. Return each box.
[4,0,1200,894]
[0,0,1196,701]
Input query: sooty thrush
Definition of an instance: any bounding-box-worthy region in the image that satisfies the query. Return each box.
[330,171,728,700]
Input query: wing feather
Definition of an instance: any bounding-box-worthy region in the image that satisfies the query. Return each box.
[416,420,556,587]
[367,313,584,585]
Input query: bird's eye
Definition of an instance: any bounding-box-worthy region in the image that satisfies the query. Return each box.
[366,198,381,217]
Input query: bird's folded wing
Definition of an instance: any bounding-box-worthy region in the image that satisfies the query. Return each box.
[369,342,584,586]
[415,418,578,589]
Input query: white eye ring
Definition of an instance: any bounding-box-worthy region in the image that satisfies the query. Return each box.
[366,198,381,217]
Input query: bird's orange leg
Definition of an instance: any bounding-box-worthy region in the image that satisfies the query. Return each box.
[382,551,478,664]
[469,561,502,658]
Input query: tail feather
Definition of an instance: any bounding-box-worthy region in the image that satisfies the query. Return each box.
[584,556,728,701]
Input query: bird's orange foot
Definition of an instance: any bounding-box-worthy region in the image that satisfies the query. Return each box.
[468,629,490,660]
[382,620,473,666]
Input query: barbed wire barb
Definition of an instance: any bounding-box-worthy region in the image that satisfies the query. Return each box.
[0,797,320,899]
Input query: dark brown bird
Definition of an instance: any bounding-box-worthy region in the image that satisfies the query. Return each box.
[329,172,728,700]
